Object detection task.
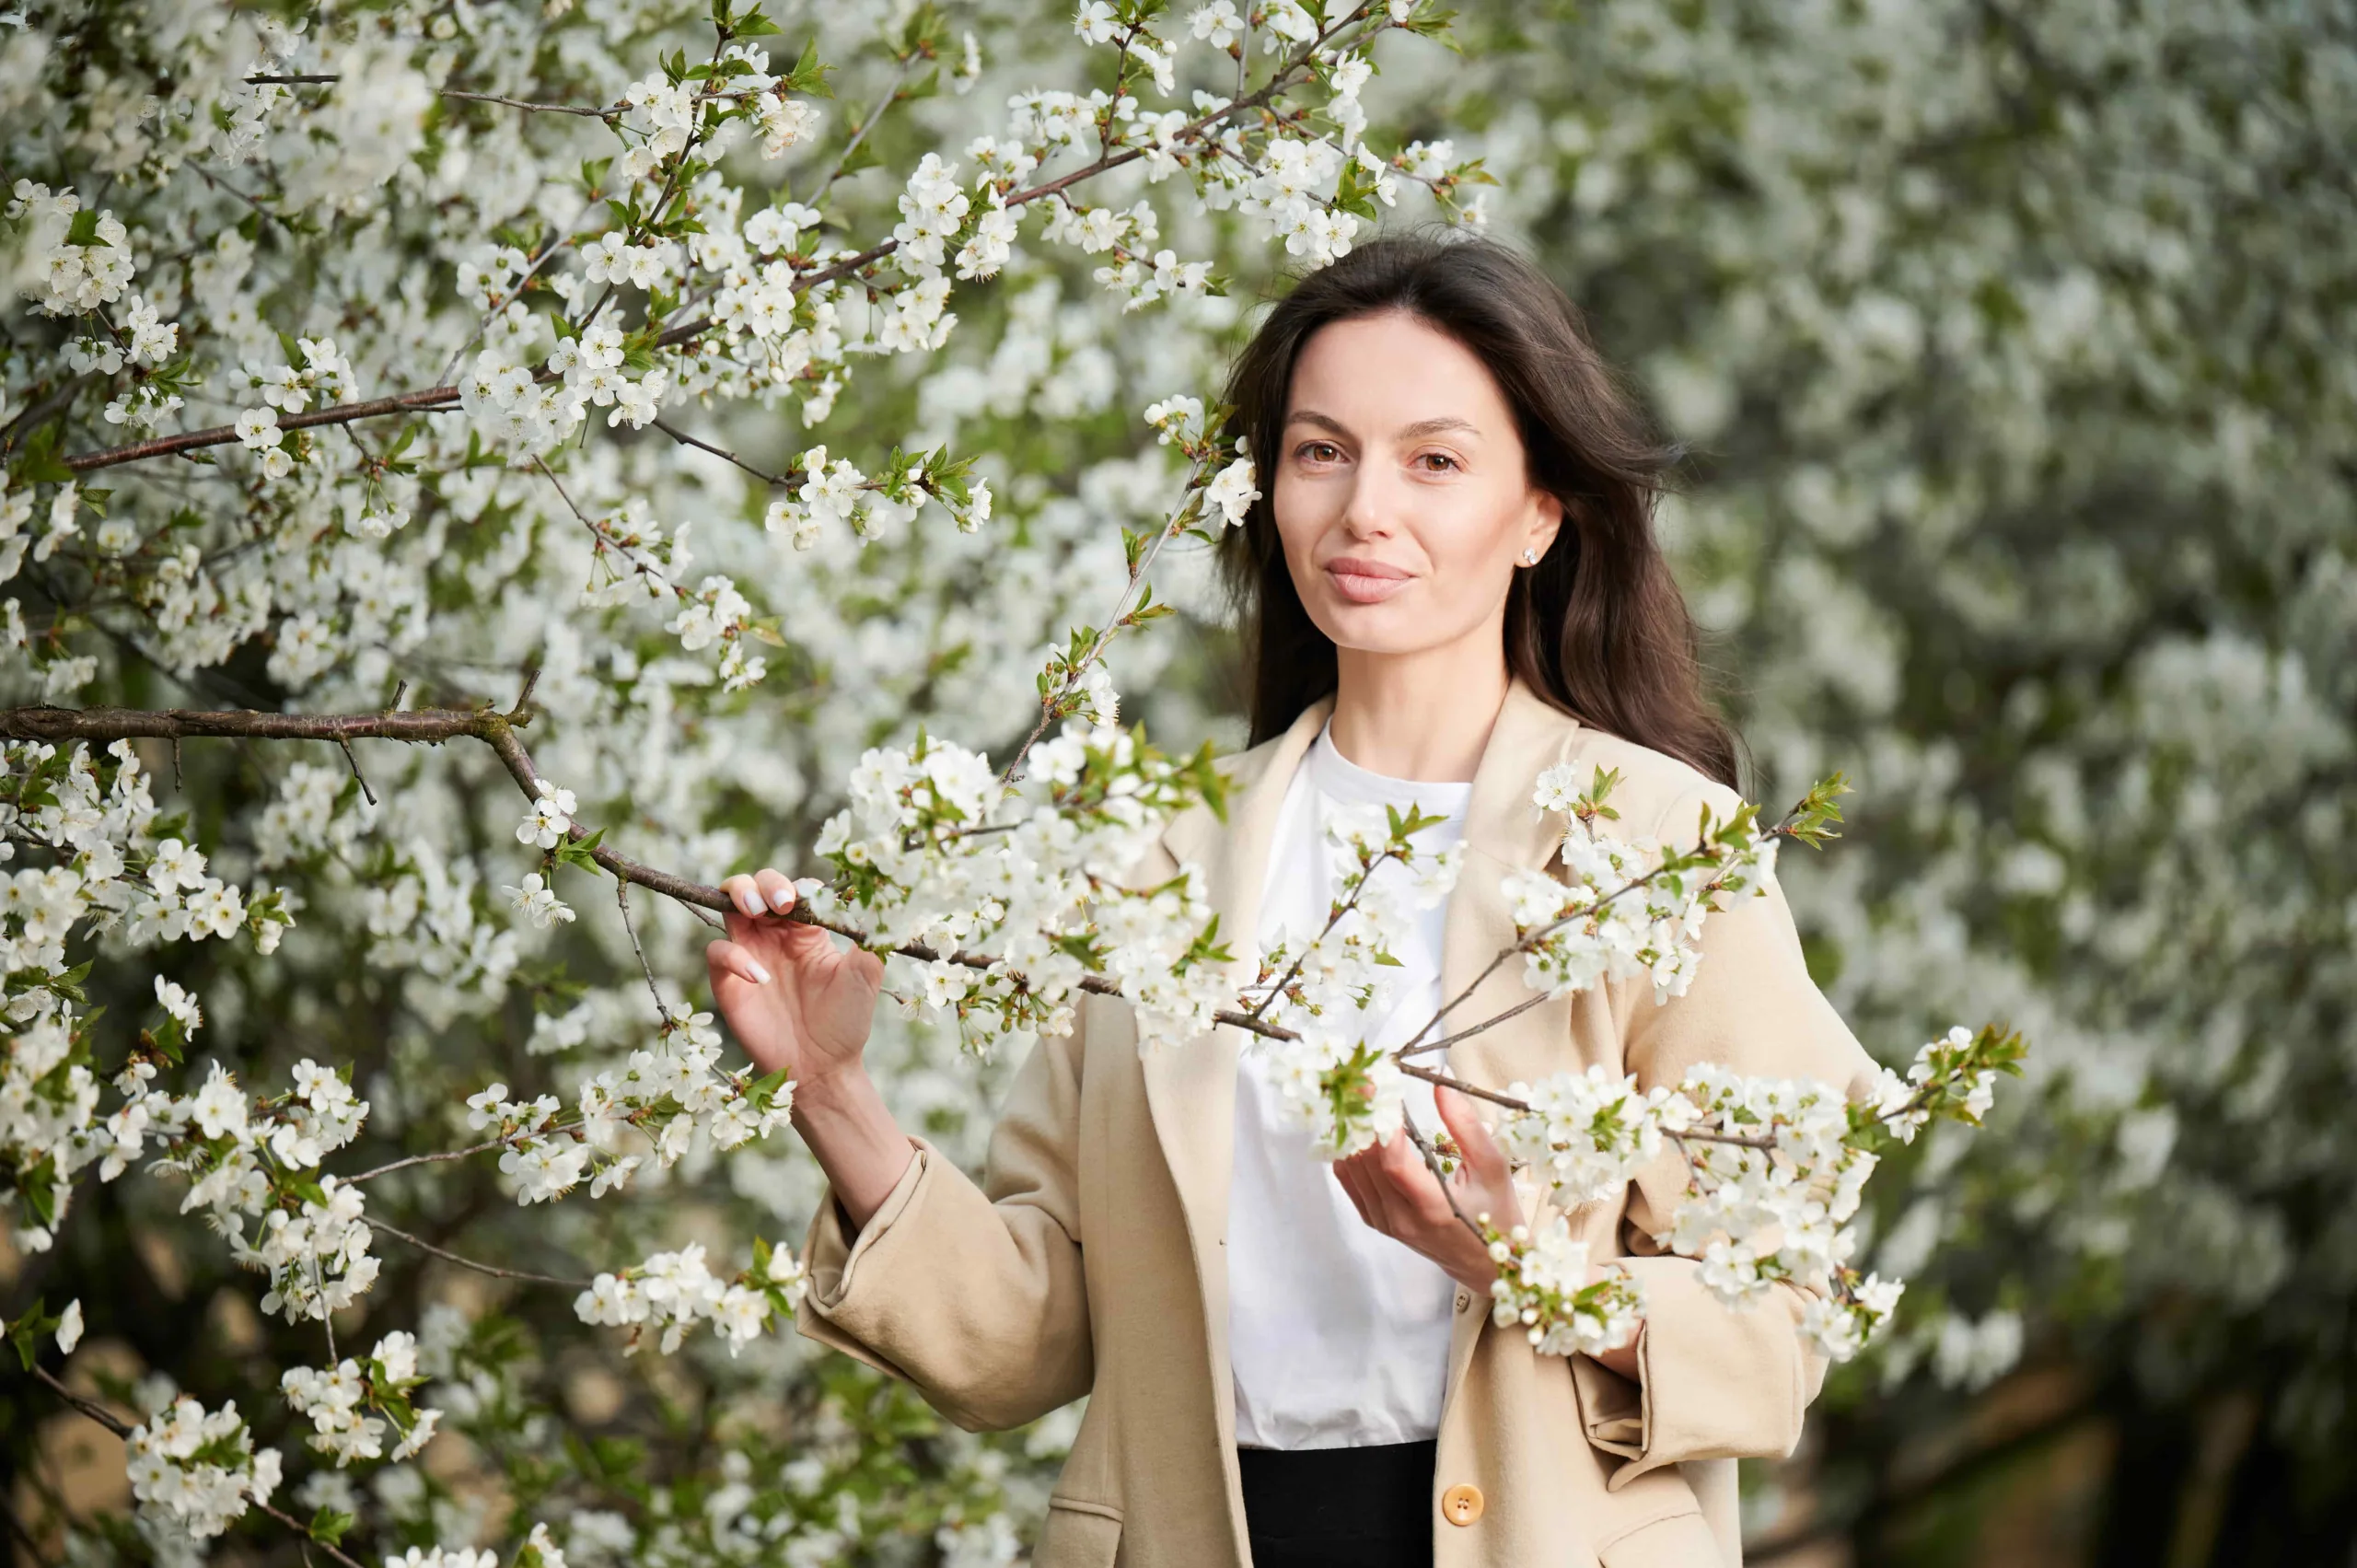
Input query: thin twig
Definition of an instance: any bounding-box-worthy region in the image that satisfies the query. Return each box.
[1244,844,1407,1024]
[312,1251,337,1362]
[649,416,801,489]
[441,88,621,119]
[187,162,289,234]
[528,453,595,533]
[334,737,376,806]
[999,456,1208,785]
[344,1131,539,1184]
[1396,1061,1528,1112]
[801,54,921,206]
[1393,811,1805,1057]
[1669,1127,1780,1153]
[615,878,670,1026]
[1393,993,1549,1058]
[1399,1109,1486,1243]
[29,1364,132,1436]
[365,1217,593,1287]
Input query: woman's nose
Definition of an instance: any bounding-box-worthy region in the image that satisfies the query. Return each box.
[1338,465,1401,539]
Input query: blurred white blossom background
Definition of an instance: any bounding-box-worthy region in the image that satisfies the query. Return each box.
[1,0,2351,1563]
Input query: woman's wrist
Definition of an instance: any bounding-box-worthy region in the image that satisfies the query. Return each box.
[788,1061,879,1121]
[1444,1241,1498,1295]
[788,1063,914,1232]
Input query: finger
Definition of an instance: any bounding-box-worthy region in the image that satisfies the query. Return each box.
[1365,1132,1453,1236]
[724,880,834,964]
[752,867,797,914]
[1332,1155,1378,1229]
[718,874,767,919]
[1358,1139,1423,1237]
[1435,1083,1509,1185]
[1381,1130,1458,1228]
[704,938,773,989]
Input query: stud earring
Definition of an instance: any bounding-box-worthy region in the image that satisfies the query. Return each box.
[1520,546,1540,565]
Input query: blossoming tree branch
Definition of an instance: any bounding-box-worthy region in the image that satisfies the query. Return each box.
[0,0,2015,1560]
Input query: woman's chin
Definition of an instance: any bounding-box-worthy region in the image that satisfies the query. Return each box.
[1311,598,1466,657]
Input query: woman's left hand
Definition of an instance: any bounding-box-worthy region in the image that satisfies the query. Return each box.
[1333,1082,1521,1294]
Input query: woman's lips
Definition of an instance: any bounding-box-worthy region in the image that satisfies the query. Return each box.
[1324,557,1413,605]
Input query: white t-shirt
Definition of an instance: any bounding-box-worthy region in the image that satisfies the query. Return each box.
[1226,719,1473,1450]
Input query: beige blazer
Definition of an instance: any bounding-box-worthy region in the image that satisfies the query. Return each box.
[797,676,1880,1568]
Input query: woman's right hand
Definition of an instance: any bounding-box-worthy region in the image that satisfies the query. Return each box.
[706,868,884,1091]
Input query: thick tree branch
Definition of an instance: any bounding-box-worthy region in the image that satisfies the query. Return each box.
[0,702,1276,999]
[64,385,466,472]
[0,703,513,747]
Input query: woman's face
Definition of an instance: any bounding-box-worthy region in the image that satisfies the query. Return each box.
[1272,308,1562,660]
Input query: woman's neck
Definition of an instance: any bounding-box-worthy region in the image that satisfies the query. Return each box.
[1326,637,1511,784]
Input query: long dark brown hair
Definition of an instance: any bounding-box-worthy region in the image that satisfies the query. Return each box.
[1217,230,1741,791]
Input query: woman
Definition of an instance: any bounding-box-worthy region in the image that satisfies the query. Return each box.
[705,233,1878,1568]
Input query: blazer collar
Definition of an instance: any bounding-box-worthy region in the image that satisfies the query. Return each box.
[1155,672,1583,890]
[1141,673,1587,1424]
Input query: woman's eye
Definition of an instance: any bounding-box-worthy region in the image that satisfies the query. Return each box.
[1298,441,1342,463]
[1416,452,1459,472]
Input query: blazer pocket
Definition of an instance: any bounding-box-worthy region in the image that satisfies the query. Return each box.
[1594,1504,1725,1568]
[1036,1496,1124,1568]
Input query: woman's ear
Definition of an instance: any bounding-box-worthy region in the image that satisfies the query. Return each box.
[1524,489,1567,563]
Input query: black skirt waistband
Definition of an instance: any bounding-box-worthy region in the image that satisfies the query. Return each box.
[1237,1438,1436,1568]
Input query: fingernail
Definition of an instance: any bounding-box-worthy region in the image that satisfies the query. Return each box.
[735,889,764,916]
[768,888,795,912]
[747,960,772,984]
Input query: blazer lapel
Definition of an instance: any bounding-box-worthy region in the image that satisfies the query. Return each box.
[1143,695,1333,1404]
[1435,677,1589,1405]
[1438,675,1588,1088]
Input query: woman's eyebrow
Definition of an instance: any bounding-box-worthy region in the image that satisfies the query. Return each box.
[1396,415,1480,440]
[1284,410,1482,440]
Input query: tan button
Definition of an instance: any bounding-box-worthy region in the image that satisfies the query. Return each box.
[1442,1483,1485,1526]
[1454,1290,1472,1313]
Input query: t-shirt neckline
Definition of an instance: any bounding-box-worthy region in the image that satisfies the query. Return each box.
[1304,718,1475,816]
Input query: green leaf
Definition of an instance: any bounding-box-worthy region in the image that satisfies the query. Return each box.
[749,1067,791,1109]
[6,1297,60,1369]
[15,424,74,486]
[64,208,109,248]
[554,828,610,876]
[785,38,834,98]
[308,1507,356,1547]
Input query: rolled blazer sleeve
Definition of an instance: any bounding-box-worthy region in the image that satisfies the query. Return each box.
[795,1004,1095,1433]
[1570,783,1883,1487]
